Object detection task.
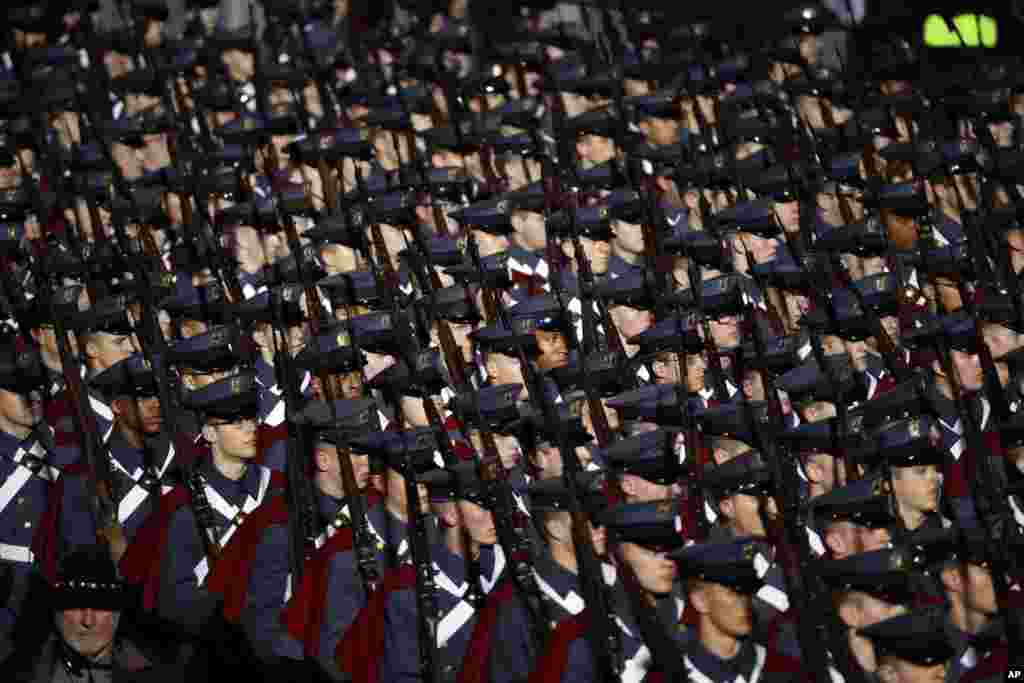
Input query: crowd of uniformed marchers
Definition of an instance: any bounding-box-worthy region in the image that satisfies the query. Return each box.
[0,1,1022,682]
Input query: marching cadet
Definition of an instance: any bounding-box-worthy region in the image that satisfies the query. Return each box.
[58,354,174,562]
[204,396,378,667]
[57,296,142,443]
[819,548,916,677]
[809,474,897,559]
[673,537,810,683]
[603,428,686,504]
[489,474,611,683]
[509,295,575,374]
[286,427,437,680]
[118,371,282,638]
[858,610,958,683]
[377,461,505,682]
[902,509,1006,683]
[0,343,54,660]
[861,418,948,536]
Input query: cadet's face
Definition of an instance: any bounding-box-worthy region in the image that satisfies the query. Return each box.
[115,397,163,435]
[578,236,611,275]
[612,219,646,256]
[210,416,258,461]
[0,157,21,190]
[824,520,861,560]
[708,315,740,349]
[487,353,525,390]
[222,48,255,82]
[964,563,998,615]
[816,191,844,227]
[0,388,42,435]
[534,330,569,370]
[502,156,542,191]
[685,353,707,391]
[773,200,801,233]
[742,370,766,401]
[88,332,137,372]
[575,134,615,167]
[531,443,562,479]
[950,349,983,393]
[702,582,754,638]
[458,500,497,546]
[982,323,1021,360]
[892,465,941,517]
[512,210,547,251]
[491,432,522,470]
[726,492,775,538]
[445,321,476,364]
[652,353,681,386]
[57,608,120,661]
[319,445,371,489]
[619,542,677,595]
[231,225,268,274]
[880,315,901,344]
[642,117,680,147]
[846,340,870,371]
[386,468,430,516]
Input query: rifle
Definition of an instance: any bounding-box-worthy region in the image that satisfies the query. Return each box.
[259,159,376,590]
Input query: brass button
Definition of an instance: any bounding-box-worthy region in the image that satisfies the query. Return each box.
[16,497,25,505]
[24,521,32,528]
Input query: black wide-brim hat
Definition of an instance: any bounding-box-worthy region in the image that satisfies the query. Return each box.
[50,544,132,612]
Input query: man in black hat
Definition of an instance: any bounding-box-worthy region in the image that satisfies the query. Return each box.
[4,543,183,682]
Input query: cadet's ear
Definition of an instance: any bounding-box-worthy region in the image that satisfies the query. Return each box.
[202,424,218,445]
[804,457,824,484]
[313,446,332,473]
[717,496,735,521]
[619,474,639,498]
[436,501,459,528]
[483,354,499,382]
[939,564,964,595]
[689,583,710,615]
[823,526,849,559]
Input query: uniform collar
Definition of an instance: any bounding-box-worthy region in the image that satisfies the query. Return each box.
[202,456,260,503]
[688,637,758,682]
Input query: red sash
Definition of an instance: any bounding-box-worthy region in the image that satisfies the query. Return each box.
[32,461,90,582]
[280,526,355,658]
[457,579,516,683]
[118,485,191,611]
[527,610,591,683]
[335,564,417,683]
[206,493,289,621]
